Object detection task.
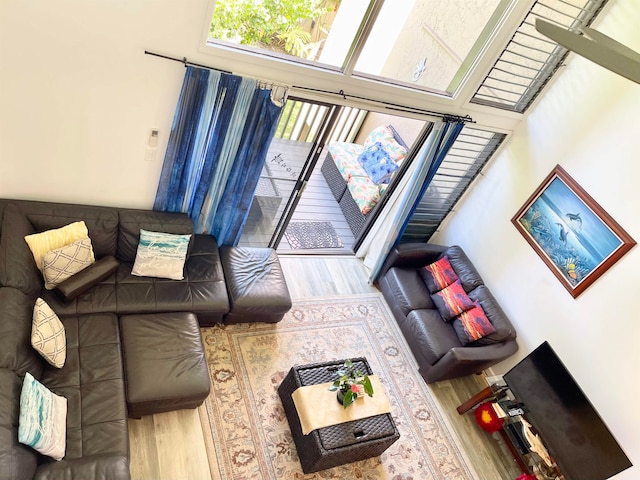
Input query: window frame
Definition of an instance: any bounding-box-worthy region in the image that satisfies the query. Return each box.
[198,0,533,133]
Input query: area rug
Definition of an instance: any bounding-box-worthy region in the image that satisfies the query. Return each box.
[284,221,343,249]
[198,294,475,479]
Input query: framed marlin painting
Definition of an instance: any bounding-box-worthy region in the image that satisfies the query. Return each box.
[512,165,635,298]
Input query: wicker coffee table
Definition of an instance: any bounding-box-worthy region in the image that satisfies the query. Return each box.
[277,358,399,473]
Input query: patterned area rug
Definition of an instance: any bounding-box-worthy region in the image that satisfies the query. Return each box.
[198,294,474,479]
[284,221,343,249]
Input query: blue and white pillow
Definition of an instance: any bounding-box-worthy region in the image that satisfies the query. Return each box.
[18,372,67,461]
[357,142,399,185]
[131,229,191,280]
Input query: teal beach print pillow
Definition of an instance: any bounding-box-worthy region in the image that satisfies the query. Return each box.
[18,372,67,461]
[131,229,191,280]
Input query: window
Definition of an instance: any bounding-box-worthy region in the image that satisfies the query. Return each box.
[208,0,512,96]
[471,0,610,113]
[401,127,507,242]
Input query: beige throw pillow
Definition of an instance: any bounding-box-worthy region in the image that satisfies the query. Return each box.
[42,237,95,289]
[24,221,92,272]
[32,298,66,368]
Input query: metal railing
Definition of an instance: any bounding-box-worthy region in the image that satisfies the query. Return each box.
[402,126,507,242]
[275,100,366,143]
[471,0,609,113]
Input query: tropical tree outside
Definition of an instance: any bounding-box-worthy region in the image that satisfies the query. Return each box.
[210,0,334,59]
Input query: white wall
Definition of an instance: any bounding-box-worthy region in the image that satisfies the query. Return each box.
[432,0,640,477]
[0,0,214,208]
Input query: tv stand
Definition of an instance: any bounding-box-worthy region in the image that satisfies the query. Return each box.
[457,383,564,479]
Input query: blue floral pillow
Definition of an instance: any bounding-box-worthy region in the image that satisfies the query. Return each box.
[357,142,399,185]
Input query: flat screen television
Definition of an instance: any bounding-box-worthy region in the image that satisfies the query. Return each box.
[503,341,632,480]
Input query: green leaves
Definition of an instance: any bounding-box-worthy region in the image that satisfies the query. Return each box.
[327,359,375,408]
[210,0,330,56]
[362,375,374,397]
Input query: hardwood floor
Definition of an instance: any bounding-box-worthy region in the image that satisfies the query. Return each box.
[128,255,519,479]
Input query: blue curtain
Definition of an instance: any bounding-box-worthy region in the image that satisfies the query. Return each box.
[154,66,284,245]
[356,119,464,282]
[395,120,464,241]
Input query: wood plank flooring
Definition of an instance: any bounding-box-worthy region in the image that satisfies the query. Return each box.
[239,139,357,254]
[128,255,519,480]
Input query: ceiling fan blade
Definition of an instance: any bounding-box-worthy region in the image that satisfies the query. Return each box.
[535,18,640,85]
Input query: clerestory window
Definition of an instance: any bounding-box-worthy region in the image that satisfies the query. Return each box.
[207,0,512,97]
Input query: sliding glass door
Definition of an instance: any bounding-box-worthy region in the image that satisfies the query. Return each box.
[238,98,344,248]
[239,98,428,254]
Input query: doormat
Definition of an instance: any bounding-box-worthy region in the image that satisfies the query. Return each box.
[284,221,343,249]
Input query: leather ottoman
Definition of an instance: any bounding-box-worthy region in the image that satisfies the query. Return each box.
[119,312,210,418]
[220,247,292,324]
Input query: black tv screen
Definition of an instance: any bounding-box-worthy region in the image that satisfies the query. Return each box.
[503,341,632,480]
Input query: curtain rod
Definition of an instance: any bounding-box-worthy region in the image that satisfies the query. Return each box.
[145,50,473,124]
[292,85,474,124]
[144,50,232,74]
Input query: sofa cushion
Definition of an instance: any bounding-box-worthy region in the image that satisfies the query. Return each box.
[363,125,408,164]
[431,280,475,321]
[468,286,517,345]
[18,372,67,461]
[32,298,66,369]
[0,288,44,378]
[404,309,461,366]
[0,368,38,480]
[131,229,191,280]
[452,303,496,345]
[42,237,95,290]
[39,313,128,460]
[117,210,194,263]
[443,246,484,292]
[24,221,90,272]
[379,267,434,317]
[0,204,41,298]
[420,255,459,293]
[17,200,119,259]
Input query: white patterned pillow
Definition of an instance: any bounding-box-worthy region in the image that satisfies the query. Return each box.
[32,298,66,368]
[42,237,95,289]
[24,221,92,272]
[131,229,191,280]
[18,372,67,461]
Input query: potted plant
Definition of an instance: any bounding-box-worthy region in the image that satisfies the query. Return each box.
[328,359,374,408]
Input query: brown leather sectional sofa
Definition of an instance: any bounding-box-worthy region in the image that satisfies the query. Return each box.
[0,199,231,480]
[377,243,519,384]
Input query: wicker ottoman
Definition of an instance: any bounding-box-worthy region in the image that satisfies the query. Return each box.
[119,312,210,418]
[278,358,399,473]
[220,246,292,324]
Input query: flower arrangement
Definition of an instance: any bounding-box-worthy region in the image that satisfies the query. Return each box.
[328,359,374,408]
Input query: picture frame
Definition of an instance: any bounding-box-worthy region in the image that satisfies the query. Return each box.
[511,165,635,298]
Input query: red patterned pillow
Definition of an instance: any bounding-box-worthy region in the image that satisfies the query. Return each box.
[420,256,459,294]
[430,280,475,321]
[452,303,496,345]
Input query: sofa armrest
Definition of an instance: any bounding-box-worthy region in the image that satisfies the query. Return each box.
[377,243,447,281]
[422,340,519,384]
[54,256,119,302]
[34,454,130,480]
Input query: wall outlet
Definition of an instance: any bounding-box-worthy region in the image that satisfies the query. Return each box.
[144,148,156,162]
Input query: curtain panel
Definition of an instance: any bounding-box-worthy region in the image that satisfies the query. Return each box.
[356,120,464,282]
[154,66,284,245]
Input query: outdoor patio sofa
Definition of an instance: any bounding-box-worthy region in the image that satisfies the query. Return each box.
[377,242,518,384]
[0,198,230,480]
[320,125,409,235]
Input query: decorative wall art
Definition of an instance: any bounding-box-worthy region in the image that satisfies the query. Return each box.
[512,165,635,298]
